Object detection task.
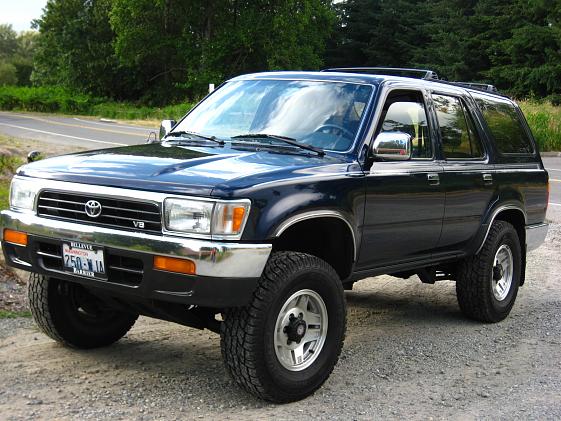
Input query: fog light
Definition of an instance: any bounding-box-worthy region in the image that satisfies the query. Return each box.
[3,229,28,246]
[153,255,196,275]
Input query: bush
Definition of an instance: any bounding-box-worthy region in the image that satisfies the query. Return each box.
[0,86,97,113]
[520,101,561,152]
[0,86,193,121]
[0,63,18,86]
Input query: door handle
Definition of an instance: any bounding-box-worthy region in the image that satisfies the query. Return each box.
[427,173,440,186]
[483,173,493,184]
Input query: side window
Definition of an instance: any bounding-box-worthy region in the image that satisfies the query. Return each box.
[432,94,485,159]
[378,90,432,158]
[473,94,534,154]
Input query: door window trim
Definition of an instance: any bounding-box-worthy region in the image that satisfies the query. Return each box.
[429,91,489,162]
[367,85,436,161]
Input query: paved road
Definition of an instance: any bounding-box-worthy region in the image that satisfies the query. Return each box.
[0,112,156,149]
[0,111,560,219]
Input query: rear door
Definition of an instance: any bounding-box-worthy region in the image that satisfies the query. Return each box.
[431,92,496,254]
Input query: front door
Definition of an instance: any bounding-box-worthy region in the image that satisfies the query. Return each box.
[357,89,445,270]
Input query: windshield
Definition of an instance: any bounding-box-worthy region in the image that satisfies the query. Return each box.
[172,79,374,152]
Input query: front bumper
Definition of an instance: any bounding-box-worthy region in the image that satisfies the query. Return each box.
[1,210,272,307]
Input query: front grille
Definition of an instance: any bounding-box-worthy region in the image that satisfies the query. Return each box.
[37,191,162,234]
[36,240,144,286]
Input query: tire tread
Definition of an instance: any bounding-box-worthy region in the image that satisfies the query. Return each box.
[221,251,345,402]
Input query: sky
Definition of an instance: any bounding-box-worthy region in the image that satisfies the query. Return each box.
[0,0,47,32]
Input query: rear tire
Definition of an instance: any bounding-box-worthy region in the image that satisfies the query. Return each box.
[28,274,138,348]
[220,252,346,403]
[456,220,522,322]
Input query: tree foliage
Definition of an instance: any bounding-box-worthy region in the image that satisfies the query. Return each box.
[13,0,561,101]
[31,0,130,98]
[0,24,38,86]
[327,0,561,98]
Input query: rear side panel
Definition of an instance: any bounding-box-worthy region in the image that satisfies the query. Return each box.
[468,92,548,230]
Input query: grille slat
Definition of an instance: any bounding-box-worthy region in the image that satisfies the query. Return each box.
[38,205,87,214]
[37,191,162,234]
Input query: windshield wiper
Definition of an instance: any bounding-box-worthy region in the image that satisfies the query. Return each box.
[165,130,225,145]
[232,133,324,156]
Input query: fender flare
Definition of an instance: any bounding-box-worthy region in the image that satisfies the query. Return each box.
[475,204,527,254]
[272,210,358,261]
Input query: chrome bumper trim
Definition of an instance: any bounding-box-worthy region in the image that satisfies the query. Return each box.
[1,210,271,278]
[526,223,548,252]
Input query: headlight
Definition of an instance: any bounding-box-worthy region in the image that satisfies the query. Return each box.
[10,177,39,211]
[164,198,250,237]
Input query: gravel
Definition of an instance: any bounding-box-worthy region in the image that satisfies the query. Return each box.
[1,222,560,420]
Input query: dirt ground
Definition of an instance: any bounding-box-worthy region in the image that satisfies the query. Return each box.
[0,218,560,420]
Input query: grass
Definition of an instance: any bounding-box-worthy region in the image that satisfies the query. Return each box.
[0,86,194,122]
[0,309,31,319]
[519,101,561,152]
[0,144,25,210]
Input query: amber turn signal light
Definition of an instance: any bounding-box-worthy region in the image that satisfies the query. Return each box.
[153,255,196,275]
[232,206,246,233]
[3,229,28,246]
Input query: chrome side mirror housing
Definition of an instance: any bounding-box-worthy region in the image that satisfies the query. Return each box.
[372,132,412,161]
[159,120,176,140]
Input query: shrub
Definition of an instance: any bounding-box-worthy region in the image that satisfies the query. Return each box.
[520,101,561,152]
[0,86,193,121]
[0,63,18,86]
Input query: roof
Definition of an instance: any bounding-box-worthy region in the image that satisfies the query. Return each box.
[230,70,511,100]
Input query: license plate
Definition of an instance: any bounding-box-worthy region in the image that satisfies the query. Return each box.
[62,241,106,278]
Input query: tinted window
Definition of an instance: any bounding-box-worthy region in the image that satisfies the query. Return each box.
[473,95,534,154]
[378,91,432,158]
[432,94,484,159]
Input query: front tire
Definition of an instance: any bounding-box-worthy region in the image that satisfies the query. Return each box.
[28,274,138,349]
[221,252,346,403]
[456,220,522,322]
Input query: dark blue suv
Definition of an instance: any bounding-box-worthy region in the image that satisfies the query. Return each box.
[1,68,549,402]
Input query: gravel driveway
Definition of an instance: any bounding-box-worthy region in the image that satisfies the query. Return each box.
[1,221,560,420]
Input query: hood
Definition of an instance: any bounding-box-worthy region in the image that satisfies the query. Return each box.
[18,143,352,197]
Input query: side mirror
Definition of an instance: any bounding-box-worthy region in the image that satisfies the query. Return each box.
[27,150,43,163]
[159,120,176,140]
[372,132,412,161]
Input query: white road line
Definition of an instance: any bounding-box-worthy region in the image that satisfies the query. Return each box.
[0,123,127,146]
[73,117,153,131]
[549,203,561,207]
[547,168,561,172]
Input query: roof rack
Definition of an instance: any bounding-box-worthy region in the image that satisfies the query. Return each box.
[321,67,502,95]
[322,67,439,80]
[445,82,498,93]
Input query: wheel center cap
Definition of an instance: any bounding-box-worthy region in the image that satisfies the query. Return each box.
[285,316,307,343]
[493,264,504,281]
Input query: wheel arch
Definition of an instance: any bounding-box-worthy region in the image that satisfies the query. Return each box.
[272,211,357,280]
[476,204,527,255]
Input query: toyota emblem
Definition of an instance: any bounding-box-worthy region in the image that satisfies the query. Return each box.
[85,200,102,218]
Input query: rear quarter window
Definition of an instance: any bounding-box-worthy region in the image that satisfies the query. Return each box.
[473,94,534,154]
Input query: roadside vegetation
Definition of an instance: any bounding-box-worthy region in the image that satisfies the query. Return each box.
[0,86,193,121]
[0,309,31,318]
[520,101,561,152]
[0,141,24,210]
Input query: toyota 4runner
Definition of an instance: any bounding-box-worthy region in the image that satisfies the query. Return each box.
[1,68,549,402]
